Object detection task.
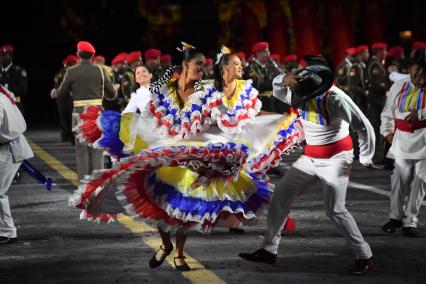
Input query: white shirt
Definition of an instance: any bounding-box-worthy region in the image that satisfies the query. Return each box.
[389,71,409,83]
[272,75,375,165]
[380,76,426,159]
[122,85,151,114]
[0,85,33,162]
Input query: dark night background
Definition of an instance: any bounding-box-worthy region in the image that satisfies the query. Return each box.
[0,0,424,128]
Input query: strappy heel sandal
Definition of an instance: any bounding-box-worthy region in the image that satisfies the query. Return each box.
[174,256,190,271]
[149,244,173,268]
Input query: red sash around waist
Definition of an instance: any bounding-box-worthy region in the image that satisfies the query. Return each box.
[304,135,353,159]
[395,119,426,133]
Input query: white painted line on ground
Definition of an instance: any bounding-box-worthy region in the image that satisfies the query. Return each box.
[349,181,426,206]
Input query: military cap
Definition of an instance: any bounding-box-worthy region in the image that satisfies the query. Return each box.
[77,41,96,54]
[111,52,128,65]
[371,42,387,50]
[251,42,269,53]
[160,54,172,63]
[144,48,161,60]
[0,44,14,54]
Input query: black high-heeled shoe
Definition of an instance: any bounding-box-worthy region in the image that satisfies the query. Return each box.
[149,244,173,268]
[174,256,190,271]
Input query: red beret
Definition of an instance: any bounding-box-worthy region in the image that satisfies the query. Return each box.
[126,51,142,63]
[93,55,105,64]
[356,45,369,54]
[111,52,128,65]
[205,57,213,65]
[387,46,404,58]
[299,59,308,68]
[77,41,96,54]
[283,54,297,62]
[371,42,387,50]
[346,47,357,56]
[271,53,281,63]
[235,51,246,61]
[144,48,161,60]
[63,55,79,66]
[252,41,269,53]
[412,41,426,50]
[160,54,172,63]
[0,44,14,54]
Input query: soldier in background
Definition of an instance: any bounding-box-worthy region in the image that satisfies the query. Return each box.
[335,47,357,94]
[53,55,79,144]
[51,41,117,180]
[160,54,172,71]
[144,48,163,82]
[348,45,369,113]
[0,45,27,115]
[248,41,284,113]
[93,55,113,78]
[283,54,298,73]
[367,42,391,164]
[107,52,135,112]
[127,51,143,71]
[271,53,284,70]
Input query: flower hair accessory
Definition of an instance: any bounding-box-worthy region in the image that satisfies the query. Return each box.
[215,45,231,65]
[176,41,196,52]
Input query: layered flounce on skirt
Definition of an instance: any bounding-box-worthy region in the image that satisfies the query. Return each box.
[69,107,304,232]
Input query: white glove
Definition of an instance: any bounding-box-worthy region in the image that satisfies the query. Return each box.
[50,88,58,99]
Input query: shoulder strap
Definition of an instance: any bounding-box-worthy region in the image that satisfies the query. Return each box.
[97,65,105,98]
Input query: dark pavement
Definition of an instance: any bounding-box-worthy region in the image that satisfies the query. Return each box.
[1,130,425,284]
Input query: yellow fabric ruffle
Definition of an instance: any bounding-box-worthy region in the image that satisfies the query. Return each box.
[120,112,149,153]
[155,166,255,200]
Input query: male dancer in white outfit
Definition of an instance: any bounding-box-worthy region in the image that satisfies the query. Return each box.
[239,65,377,275]
[0,84,33,244]
[380,50,426,237]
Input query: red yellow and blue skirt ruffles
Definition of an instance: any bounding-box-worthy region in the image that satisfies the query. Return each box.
[70,108,304,232]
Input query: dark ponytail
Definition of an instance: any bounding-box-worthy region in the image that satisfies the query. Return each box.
[214,53,233,92]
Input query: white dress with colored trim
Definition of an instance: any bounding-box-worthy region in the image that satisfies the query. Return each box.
[69,77,304,232]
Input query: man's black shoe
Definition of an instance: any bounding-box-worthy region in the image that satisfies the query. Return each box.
[382,219,402,233]
[402,227,419,237]
[348,257,376,275]
[0,236,17,245]
[239,249,277,264]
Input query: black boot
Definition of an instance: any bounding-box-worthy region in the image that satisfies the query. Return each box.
[402,227,419,238]
[239,249,277,264]
[348,257,376,275]
[382,219,402,233]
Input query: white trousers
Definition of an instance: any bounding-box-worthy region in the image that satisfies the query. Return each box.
[0,146,22,238]
[262,154,372,259]
[389,158,426,227]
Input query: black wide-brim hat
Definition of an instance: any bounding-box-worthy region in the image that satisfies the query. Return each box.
[291,65,334,108]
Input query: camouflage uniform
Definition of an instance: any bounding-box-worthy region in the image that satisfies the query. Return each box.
[0,63,27,115]
[248,59,288,113]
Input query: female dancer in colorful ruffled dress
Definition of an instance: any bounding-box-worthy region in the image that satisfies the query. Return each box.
[69,44,303,271]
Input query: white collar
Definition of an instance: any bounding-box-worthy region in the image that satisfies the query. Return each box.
[254,59,266,68]
[345,57,352,67]
[2,62,13,72]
